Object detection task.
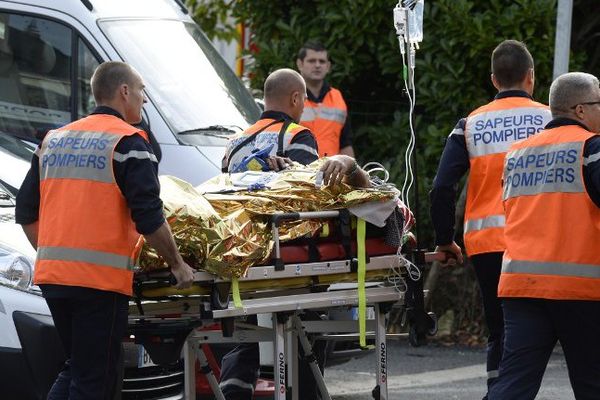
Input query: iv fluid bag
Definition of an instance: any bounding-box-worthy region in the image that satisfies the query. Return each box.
[406,0,424,43]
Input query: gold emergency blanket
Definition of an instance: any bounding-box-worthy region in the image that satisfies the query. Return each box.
[139,161,396,279]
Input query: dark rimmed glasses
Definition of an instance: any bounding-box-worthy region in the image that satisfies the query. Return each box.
[570,101,600,109]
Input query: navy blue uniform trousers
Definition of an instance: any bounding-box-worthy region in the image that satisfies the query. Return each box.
[489,298,600,400]
[470,252,504,393]
[42,285,129,400]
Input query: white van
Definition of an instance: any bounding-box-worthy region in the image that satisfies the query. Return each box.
[0,0,260,184]
[0,0,261,398]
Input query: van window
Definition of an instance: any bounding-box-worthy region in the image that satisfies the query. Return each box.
[0,13,101,141]
[100,19,260,139]
[78,38,100,118]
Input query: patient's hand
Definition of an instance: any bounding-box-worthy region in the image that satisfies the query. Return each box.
[266,156,293,171]
[321,155,370,187]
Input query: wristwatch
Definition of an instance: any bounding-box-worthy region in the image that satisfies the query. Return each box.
[344,160,359,177]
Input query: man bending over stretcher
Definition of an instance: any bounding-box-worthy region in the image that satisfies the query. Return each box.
[220,68,368,400]
[223,68,370,188]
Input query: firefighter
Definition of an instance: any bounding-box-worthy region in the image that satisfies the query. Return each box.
[296,41,355,157]
[223,68,368,186]
[220,67,368,400]
[429,40,552,398]
[15,61,195,400]
[489,72,600,399]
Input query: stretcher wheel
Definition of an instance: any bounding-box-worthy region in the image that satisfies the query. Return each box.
[409,325,426,347]
[408,312,438,347]
[371,384,380,399]
[427,312,438,336]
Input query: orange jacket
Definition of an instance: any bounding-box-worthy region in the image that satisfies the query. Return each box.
[300,87,347,157]
[224,118,313,172]
[500,124,600,300]
[34,114,148,296]
[463,96,551,256]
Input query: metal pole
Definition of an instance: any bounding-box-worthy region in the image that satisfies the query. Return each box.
[195,346,226,400]
[292,316,332,400]
[183,338,196,399]
[273,313,287,400]
[553,0,573,79]
[375,304,388,400]
[286,318,299,400]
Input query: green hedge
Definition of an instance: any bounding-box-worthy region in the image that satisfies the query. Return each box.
[189,0,591,338]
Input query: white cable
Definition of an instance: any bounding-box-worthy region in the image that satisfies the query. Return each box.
[403,49,418,206]
[400,58,415,209]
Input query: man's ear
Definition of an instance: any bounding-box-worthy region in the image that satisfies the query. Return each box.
[296,58,303,70]
[573,104,585,120]
[119,83,129,99]
[528,68,535,85]
[491,73,501,91]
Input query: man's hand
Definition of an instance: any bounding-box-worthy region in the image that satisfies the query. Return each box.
[435,242,464,266]
[170,262,195,289]
[144,221,195,290]
[266,156,293,171]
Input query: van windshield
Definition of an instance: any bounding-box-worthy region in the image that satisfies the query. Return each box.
[100,19,260,135]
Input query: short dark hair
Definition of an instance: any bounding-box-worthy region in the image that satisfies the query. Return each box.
[491,40,534,88]
[91,61,135,104]
[297,40,328,61]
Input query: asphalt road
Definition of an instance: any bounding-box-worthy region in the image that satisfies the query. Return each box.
[325,339,574,400]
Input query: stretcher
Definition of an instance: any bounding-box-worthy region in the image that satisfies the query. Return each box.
[129,209,442,400]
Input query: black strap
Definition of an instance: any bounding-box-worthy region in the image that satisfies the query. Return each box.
[276,119,293,157]
[222,119,283,172]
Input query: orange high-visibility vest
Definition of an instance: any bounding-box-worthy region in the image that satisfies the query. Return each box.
[300,87,347,157]
[34,114,149,296]
[500,124,600,300]
[224,118,314,172]
[463,97,551,256]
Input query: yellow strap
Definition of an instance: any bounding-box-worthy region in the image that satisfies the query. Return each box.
[232,278,243,308]
[357,218,373,349]
[319,223,330,238]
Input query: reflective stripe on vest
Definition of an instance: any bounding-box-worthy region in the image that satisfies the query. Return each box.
[502,258,600,279]
[38,246,135,270]
[500,125,600,300]
[462,97,551,256]
[463,214,505,233]
[300,106,346,124]
[300,87,347,157]
[34,114,147,296]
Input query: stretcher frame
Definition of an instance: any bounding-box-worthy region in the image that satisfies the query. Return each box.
[130,251,439,400]
[130,209,442,399]
[177,285,401,400]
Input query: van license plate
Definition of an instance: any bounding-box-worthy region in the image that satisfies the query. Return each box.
[138,345,156,368]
